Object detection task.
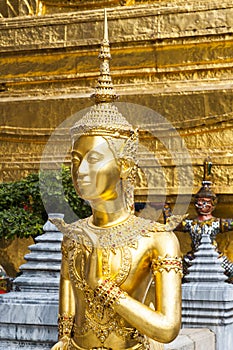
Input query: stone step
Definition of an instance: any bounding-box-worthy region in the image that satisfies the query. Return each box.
[0,291,58,348]
[16,270,60,279]
[19,261,61,272]
[13,214,63,294]
[29,242,62,252]
[165,328,215,350]
[35,232,63,243]
[24,252,62,262]
[14,277,60,292]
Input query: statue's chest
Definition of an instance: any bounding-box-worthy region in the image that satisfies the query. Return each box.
[70,245,133,286]
[65,215,157,289]
[68,237,151,289]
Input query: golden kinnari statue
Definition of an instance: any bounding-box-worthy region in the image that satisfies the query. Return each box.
[51,10,182,350]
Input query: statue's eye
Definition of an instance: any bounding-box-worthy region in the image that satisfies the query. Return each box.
[87,151,104,164]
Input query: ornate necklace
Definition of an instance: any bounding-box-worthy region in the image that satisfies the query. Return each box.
[77,214,153,252]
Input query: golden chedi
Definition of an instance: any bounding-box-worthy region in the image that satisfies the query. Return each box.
[50,11,182,350]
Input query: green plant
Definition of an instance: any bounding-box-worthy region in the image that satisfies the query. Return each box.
[0,208,44,239]
[0,166,91,240]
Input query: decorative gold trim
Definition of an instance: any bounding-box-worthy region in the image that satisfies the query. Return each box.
[77,215,153,251]
[58,313,74,338]
[152,256,183,276]
[94,279,127,309]
[68,337,146,349]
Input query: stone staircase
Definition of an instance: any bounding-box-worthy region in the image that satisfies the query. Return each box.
[0,213,63,350]
[14,215,62,293]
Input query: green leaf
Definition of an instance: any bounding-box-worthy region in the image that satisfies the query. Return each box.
[0,165,91,239]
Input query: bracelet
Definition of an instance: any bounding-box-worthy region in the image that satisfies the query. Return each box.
[94,279,127,309]
[58,313,74,338]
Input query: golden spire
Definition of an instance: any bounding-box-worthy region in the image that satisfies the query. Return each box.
[195,157,216,200]
[70,9,136,142]
[203,157,213,183]
[92,9,118,104]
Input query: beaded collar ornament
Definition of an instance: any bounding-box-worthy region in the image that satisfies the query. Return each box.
[77,214,154,252]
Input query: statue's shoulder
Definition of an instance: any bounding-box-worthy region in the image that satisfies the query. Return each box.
[147,220,167,233]
[49,216,88,238]
[166,214,189,231]
[130,215,164,236]
[140,216,183,255]
[139,214,187,234]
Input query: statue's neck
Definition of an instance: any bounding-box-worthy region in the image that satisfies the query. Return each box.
[89,194,130,228]
[196,213,214,221]
[91,209,130,228]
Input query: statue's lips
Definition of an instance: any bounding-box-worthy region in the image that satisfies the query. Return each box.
[78,181,91,186]
[195,204,211,209]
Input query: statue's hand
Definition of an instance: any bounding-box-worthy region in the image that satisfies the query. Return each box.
[80,227,103,290]
[51,336,69,350]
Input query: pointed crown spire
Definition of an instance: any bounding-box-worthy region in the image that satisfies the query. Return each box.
[70,9,137,150]
[92,9,118,103]
[195,158,217,202]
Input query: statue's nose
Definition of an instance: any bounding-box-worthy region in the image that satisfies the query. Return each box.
[78,158,89,175]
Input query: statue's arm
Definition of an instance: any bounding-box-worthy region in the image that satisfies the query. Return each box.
[83,225,182,343]
[220,218,233,232]
[114,232,182,343]
[51,237,75,350]
[59,238,75,333]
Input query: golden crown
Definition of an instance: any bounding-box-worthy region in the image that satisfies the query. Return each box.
[70,103,135,140]
[70,9,136,142]
[195,158,216,201]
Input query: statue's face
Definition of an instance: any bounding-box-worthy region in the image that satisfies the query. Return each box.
[71,135,121,201]
[194,197,214,216]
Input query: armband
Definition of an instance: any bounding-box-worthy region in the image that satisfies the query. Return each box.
[152,256,183,276]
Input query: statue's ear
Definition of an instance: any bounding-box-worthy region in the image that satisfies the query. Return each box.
[119,158,134,180]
